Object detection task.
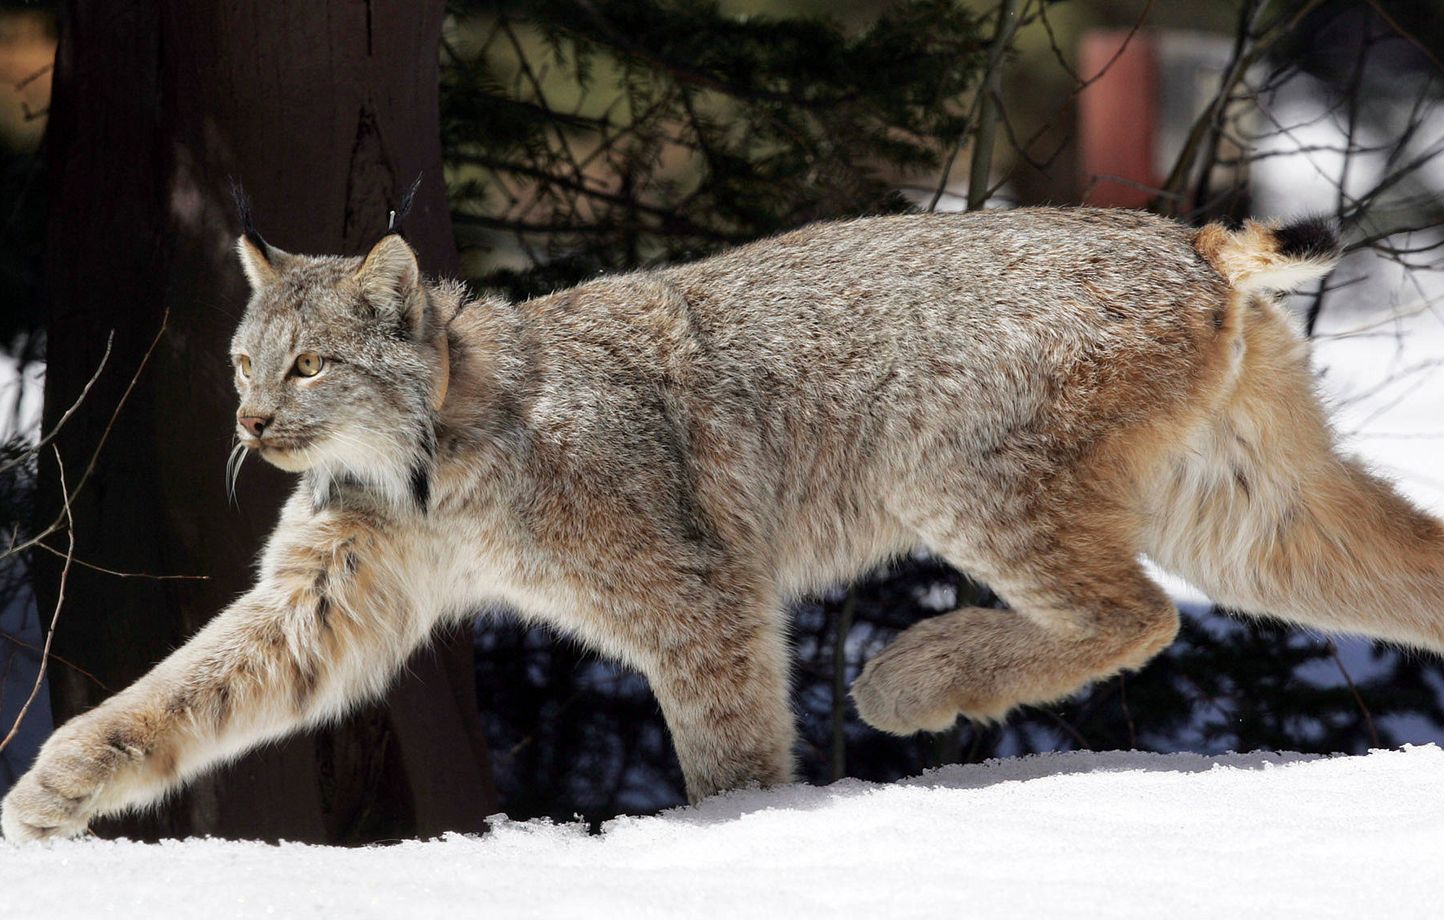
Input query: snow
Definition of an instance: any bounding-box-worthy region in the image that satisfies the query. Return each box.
[3,746,1443,918]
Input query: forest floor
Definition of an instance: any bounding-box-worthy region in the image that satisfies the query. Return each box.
[3,745,1443,918]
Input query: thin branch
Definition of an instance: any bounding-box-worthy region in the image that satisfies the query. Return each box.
[966,0,1024,211]
[1362,0,1444,78]
[0,447,74,754]
[452,153,736,242]
[1118,673,1138,750]
[4,311,169,562]
[0,630,112,693]
[830,588,856,782]
[1154,0,1327,216]
[29,541,208,581]
[1042,707,1090,749]
[1325,640,1380,748]
[1001,0,1155,186]
[0,332,114,478]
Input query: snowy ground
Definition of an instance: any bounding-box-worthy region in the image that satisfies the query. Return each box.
[3,746,1443,919]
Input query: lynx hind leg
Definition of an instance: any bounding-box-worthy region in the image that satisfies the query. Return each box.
[853,522,1178,735]
[1142,303,1444,653]
[1148,426,1444,654]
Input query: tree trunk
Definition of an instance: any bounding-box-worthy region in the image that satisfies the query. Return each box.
[36,0,495,843]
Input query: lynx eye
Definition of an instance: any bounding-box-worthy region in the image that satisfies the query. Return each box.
[294,352,324,378]
[235,355,252,379]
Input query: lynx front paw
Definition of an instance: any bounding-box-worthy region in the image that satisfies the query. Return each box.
[1,720,135,842]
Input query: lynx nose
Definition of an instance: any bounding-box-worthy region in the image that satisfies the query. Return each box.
[238,414,272,438]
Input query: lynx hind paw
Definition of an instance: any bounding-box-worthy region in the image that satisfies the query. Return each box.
[851,620,1015,735]
[851,651,966,736]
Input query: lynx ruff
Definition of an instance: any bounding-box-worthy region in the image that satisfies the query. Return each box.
[6,207,1442,842]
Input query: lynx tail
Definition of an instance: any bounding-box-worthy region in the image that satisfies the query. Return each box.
[1193,216,1341,294]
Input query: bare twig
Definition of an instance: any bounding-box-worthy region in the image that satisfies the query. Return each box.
[29,540,208,581]
[1154,0,1327,216]
[1042,707,1090,749]
[0,630,112,693]
[0,332,113,478]
[830,588,857,782]
[1325,640,1380,749]
[1119,673,1138,750]
[966,0,1024,211]
[4,310,169,562]
[0,447,74,754]
[1362,0,1444,78]
[978,0,1160,198]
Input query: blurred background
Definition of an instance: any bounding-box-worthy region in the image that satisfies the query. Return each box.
[2,0,1443,842]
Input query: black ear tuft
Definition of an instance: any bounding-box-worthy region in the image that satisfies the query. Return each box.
[387,174,424,239]
[230,177,270,256]
[1274,215,1341,261]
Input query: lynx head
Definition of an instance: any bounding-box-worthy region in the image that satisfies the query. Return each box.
[229,226,445,513]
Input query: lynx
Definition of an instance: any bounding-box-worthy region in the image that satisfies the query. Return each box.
[6,207,1443,842]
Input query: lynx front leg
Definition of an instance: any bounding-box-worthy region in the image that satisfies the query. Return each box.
[641,599,796,802]
[1,517,433,841]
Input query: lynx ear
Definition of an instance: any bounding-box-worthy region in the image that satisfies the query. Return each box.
[231,180,288,291]
[355,234,424,337]
[235,235,290,291]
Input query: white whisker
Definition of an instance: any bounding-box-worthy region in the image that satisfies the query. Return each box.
[225,441,248,505]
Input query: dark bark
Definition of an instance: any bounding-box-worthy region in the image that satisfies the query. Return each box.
[36,0,494,843]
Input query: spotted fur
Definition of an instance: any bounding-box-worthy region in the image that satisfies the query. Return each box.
[6,207,1441,842]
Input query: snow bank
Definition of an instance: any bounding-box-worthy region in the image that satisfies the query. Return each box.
[4,746,1443,919]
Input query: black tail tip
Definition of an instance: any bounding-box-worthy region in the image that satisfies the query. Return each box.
[1274,215,1341,261]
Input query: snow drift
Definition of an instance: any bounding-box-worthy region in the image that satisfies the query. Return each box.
[3,746,1442,919]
